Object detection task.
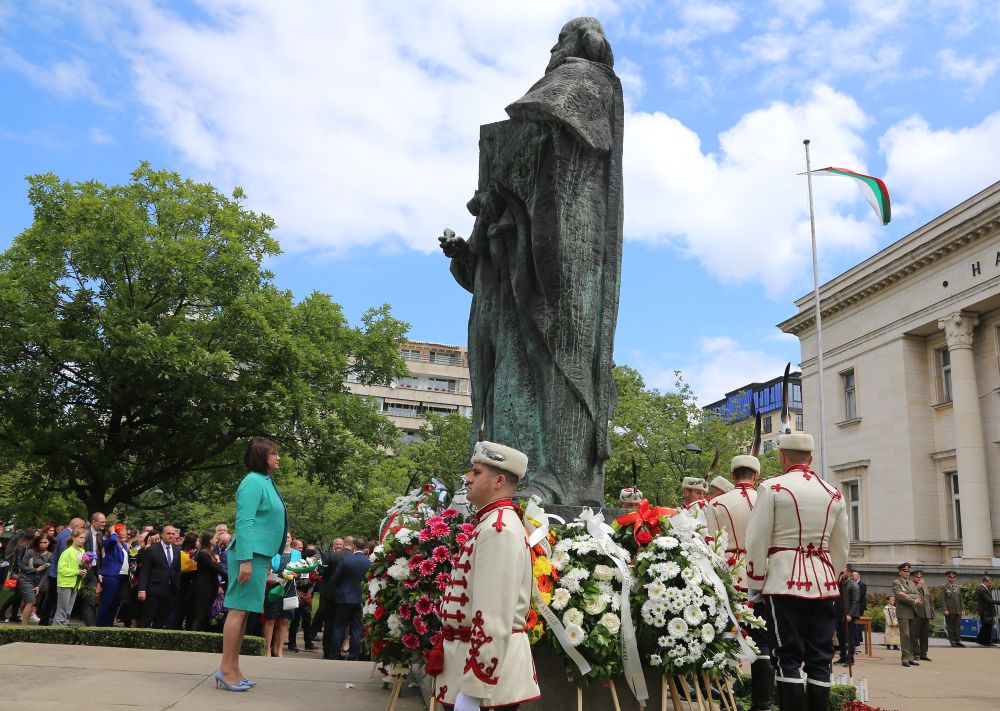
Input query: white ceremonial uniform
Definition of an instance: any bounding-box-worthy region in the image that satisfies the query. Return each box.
[704,482,756,591]
[744,466,848,598]
[436,498,540,708]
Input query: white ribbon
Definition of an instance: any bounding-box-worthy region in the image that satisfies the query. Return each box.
[524,497,565,550]
[575,508,649,705]
[669,511,758,660]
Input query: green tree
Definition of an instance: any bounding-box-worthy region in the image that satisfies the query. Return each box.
[604,366,778,508]
[0,164,409,515]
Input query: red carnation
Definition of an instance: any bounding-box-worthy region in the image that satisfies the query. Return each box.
[408,554,425,570]
[402,634,420,649]
[399,603,413,620]
[374,605,385,620]
[413,616,429,634]
[635,529,653,545]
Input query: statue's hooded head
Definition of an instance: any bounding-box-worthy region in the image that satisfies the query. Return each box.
[546,17,614,74]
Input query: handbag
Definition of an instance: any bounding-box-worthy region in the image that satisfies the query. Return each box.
[282,588,300,611]
[2,577,16,589]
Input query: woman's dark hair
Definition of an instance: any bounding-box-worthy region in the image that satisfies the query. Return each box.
[199,530,215,550]
[244,437,280,473]
[29,533,54,553]
[182,532,198,551]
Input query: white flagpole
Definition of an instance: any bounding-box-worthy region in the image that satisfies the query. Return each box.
[803,139,828,480]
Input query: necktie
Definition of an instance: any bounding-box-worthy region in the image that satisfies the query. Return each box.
[166,545,173,566]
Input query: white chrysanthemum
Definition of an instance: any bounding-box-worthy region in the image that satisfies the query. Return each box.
[715,612,729,632]
[662,561,681,578]
[684,604,706,625]
[561,575,582,593]
[596,580,615,596]
[668,617,689,638]
[564,623,585,647]
[593,564,615,581]
[650,653,663,666]
[646,580,667,599]
[610,594,621,612]
[688,640,704,657]
[387,613,403,638]
[563,607,584,627]
[640,600,659,626]
[584,594,608,616]
[636,550,654,562]
[658,635,671,647]
[665,588,685,614]
[669,646,684,658]
[550,550,570,569]
[394,528,416,544]
[655,536,679,550]
[566,567,590,582]
[367,578,383,596]
[701,623,716,643]
[680,566,697,582]
[599,612,620,635]
[387,559,410,581]
[372,545,384,556]
[554,539,573,553]
[551,588,571,610]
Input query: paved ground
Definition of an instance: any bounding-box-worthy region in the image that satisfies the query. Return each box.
[0,642,424,711]
[1,633,997,710]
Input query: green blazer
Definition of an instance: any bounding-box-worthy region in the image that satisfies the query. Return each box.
[230,471,287,562]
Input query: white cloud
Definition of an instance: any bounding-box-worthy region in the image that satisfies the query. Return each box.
[660,1,740,46]
[89,126,114,144]
[115,0,614,255]
[938,48,999,90]
[880,111,1000,213]
[643,335,793,403]
[624,84,881,297]
[0,45,102,100]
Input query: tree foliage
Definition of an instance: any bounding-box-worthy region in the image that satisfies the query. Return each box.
[603,366,780,508]
[0,164,409,514]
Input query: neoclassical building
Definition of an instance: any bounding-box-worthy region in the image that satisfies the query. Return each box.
[779,179,1000,578]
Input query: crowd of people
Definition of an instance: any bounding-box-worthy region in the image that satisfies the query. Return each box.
[0,514,377,660]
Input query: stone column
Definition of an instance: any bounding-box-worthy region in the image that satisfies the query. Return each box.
[937,311,994,564]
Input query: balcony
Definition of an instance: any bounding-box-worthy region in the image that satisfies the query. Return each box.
[400,351,468,369]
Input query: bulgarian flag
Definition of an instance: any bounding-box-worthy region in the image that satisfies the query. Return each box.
[804,167,891,225]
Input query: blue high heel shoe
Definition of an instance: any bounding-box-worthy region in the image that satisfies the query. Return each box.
[242,678,257,687]
[214,670,250,691]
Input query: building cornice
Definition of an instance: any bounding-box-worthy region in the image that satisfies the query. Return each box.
[779,182,1000,336]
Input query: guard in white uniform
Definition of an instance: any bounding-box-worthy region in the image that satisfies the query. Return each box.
[434,441,540,711]
[706,453,773,710]
[676,476,709,533]
[744,433,848,711]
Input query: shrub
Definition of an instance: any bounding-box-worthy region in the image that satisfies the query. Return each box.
[864,592,888,632]
[830,684,857,709]
[0,625,264,655]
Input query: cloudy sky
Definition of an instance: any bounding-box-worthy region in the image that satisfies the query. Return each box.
[2,0,999,402]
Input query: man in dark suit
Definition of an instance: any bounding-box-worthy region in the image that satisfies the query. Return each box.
[976,575,996,646]
[80,512,107,626]
[328,537,372,661]
[137,524,181,629]
[320,536,351,659]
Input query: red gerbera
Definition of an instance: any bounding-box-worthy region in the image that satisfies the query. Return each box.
[436,572,451,591]
[433,545,450,562]
[419,559,437,576]
[441,508,459,519]
[416,595,435,615]
[402,634,420,649]
[399,603,413,620]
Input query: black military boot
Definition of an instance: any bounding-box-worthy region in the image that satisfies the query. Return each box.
[805,680,831,711]
[750,659,775,710]
[776,680,806,711]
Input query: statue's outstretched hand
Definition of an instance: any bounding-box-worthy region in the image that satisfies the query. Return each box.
[438,228,467,258]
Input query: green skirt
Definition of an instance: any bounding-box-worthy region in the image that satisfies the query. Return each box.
[223,552,271,613]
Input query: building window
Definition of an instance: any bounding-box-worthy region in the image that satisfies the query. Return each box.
[842,369,857,420]
[385,402,418,417]
[791,383,802,405]
[425,405,457,415]
[396,375,419,389]
[938,348,952,402]
[795,413,804,431]
[762,440,774,453]
[846,481,861,542]
[429,350,456,366]
[948,473,962,539]
[427,377,457,392]
[401,348,421,362]
[762,415,772,434]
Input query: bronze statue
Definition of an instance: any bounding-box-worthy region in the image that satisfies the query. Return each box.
[439,17,624,506]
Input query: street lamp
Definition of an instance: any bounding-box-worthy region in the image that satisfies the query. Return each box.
[680,443,702,477]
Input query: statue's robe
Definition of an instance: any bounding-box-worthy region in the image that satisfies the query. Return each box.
[448,57,624,506]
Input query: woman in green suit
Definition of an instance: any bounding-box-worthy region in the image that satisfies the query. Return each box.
[215,438,287,692]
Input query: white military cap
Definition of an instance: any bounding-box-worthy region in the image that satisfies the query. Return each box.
[776,432,814,452]
[710,476,734,493]
[619,487,643,504]
[470,441,529,480]
[730,455,761,473]
[681,476,708,492]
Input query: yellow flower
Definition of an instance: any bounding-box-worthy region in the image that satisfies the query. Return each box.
[540,590,552,606]
[533,556,552,578]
